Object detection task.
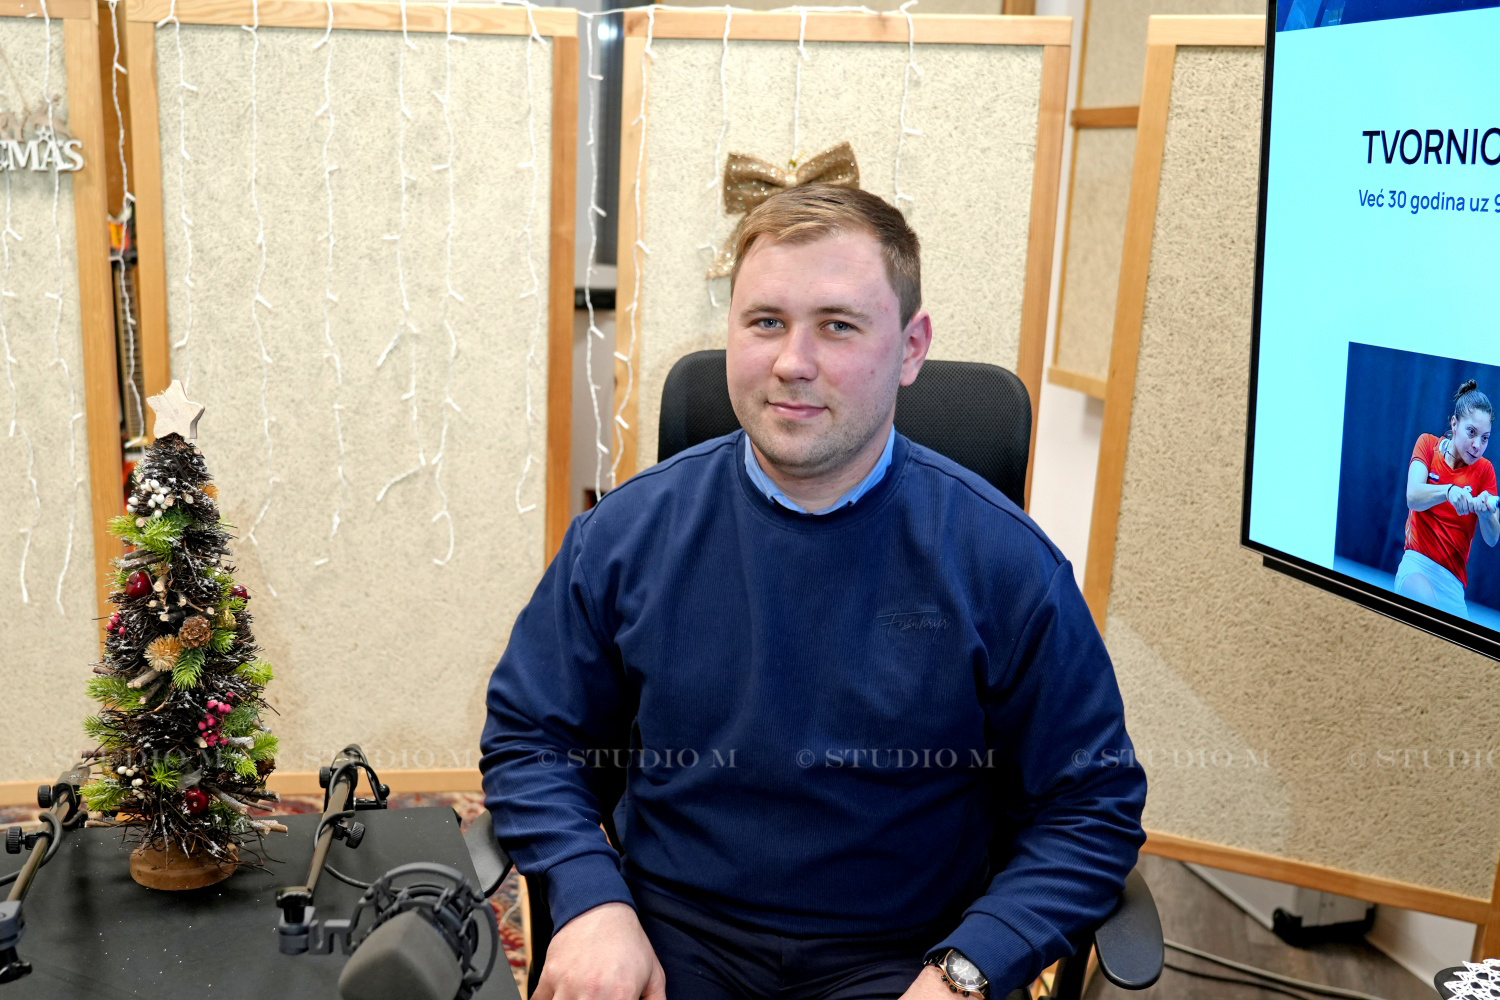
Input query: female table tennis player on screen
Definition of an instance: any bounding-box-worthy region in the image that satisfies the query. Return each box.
[1397,380,1499,619]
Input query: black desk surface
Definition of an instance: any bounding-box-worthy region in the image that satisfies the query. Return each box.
[0,807,521,1000]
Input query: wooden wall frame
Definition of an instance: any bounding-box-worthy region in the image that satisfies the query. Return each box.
[611,10,1072,508]
[1049,0,1134,401]
[1081,14,1500,959]
[122,0,577,560]
[10,0,127,637]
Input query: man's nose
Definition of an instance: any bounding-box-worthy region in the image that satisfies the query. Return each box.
[770,325,818,381]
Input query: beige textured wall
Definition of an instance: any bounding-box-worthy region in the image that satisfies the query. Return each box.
[0,20,100,782]
[1105,46,1500,899]
[629,28,1043,471]
[1081,0,1263,107]
[1056,126,1131,380]
[155,23,553,774]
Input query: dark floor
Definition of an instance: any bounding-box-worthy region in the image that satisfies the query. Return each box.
[1084,856,1437,1000]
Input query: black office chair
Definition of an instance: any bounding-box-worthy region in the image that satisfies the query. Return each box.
[467,352,1162,999]
[658,351,1031,506]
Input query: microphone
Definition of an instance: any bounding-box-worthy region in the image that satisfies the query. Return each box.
[336,863,498,1000]
[275,747,496,999]
[337,910,461,1000]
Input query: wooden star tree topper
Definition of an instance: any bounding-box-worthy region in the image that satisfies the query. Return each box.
[147,381,205,442]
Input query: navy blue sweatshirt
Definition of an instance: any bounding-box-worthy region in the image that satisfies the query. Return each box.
[480,431,1146,990]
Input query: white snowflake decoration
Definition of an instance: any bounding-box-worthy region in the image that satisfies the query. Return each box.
[1445,959,1500,1000]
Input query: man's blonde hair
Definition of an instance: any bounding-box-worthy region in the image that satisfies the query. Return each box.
[729,184,922,328]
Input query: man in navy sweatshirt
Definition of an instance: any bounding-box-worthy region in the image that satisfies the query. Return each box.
[480,184,1146,1000]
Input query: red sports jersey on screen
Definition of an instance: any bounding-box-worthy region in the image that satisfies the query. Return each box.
[1405,433,1497,586]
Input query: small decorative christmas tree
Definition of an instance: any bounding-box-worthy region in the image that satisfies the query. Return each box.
[82,381,283,889]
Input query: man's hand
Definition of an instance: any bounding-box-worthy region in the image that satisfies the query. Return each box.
[899,964,966,1000]
[530,902,667,1000]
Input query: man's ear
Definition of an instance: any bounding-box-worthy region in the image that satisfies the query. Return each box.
[899,310,933,387]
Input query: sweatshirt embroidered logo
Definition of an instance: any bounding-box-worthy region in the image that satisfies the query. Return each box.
[875,611,950,631]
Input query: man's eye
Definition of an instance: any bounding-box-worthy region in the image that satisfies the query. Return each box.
[754,317,781,330]
[827,321,854,334]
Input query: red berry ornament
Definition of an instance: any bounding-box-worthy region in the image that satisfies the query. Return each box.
[182,787,210,815]
[230,585,248,600]
[125,571,151,598]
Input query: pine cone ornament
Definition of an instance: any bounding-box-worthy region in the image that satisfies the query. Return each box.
[178,615,212,649]
[145,636,184,672]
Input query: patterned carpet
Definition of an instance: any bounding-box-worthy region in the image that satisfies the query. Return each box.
[0,791,530,993]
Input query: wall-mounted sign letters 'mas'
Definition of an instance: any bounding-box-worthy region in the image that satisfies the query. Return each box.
[0,97,84,172]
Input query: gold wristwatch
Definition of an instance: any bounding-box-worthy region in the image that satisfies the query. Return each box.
[927,948,988,997]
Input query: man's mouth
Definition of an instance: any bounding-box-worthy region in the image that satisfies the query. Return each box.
[768,401,825,419]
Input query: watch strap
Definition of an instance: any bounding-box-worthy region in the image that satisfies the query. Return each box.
[927,949,989,998]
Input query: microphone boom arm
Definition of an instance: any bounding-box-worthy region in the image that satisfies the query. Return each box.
[276,743,388,953]
[1,759,93,985]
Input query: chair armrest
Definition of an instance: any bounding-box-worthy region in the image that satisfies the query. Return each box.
[1093,868,1163,990]
[462,808,513,898]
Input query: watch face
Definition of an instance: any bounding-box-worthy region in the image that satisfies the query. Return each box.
[944,951,984,989]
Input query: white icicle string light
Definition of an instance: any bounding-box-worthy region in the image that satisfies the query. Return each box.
[893,0,922,206]
[0,172,19,438]
[312,0,348,568]
[429,0,462,562]
[159,0,198,386]
[1,170,37,604]
[792,8,809,161]
[375,0,427,507]
[40,0,81,615]
[695,6,732,318]
[108,0,144,436]
[243,0,278,598]
[512,5,544,517]
[581,10,607,499]
[609,4,655,490]
[522,1,888,497]
[17,431,39,604]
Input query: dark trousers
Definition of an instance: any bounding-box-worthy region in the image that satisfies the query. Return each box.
[630,880,941,1000]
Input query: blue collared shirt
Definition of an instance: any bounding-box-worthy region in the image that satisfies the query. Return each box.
[742,427,896,514]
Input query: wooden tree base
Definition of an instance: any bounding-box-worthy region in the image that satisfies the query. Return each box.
[129,841,238,891]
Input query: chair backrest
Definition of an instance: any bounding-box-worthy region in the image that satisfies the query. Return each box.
[658,351,1031,507]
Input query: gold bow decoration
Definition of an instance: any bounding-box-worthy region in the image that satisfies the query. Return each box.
[708,142,861,278]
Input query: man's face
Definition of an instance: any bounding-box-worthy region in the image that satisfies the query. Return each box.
[726,229,931,485]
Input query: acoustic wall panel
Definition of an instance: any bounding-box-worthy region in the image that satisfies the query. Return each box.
[612,11,1068,490]
[1,3,121,784]
[1087,18,1500,936]
[126,0,576,778]
[1051,0,1262,397]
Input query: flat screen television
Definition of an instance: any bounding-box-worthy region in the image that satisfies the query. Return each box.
[1245,0,1500,660]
